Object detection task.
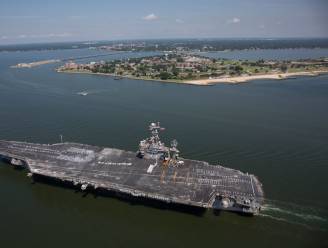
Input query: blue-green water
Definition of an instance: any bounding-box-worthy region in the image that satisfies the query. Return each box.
[0,48,327,247]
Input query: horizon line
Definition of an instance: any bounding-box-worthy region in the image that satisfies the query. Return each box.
[1,37,328,47]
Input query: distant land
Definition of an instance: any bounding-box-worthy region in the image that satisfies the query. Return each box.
[8,38,328,86]
[1,38,328,52]
[56,53,328,86]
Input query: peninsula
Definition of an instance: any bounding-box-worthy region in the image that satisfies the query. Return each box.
[12,59,60,68]
[56,54,328,85]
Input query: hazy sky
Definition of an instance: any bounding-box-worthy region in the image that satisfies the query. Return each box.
[0,0,327,44]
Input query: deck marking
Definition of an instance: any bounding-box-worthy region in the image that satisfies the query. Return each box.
[186,172,190,184]
[160,167,166,183]
[173,171,178,183]
[250,175,255,196]
[147,164,156,173]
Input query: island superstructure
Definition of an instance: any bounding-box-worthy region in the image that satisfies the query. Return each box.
[0,122,264,215]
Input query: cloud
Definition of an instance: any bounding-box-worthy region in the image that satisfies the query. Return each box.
[17,33,72,39]
[46,33,72,38]
[227,17,240,24]
[259,24,265,29]
[0,35,8,40]
[68,15,86,20]
[142,13,159,21]
[175,18,184,24]
[0,15,43,19]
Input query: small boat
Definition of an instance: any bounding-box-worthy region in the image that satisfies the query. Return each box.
[77,91,88,96]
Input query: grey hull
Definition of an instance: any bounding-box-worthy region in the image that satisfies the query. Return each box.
[0,140,264,215]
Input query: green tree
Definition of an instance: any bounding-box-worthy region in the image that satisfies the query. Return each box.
[172,66,179,77]
[234,65,243,73]
[280,64,288,72]
[159,72,171,80]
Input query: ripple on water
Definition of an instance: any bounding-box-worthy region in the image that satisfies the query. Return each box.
[260,199,328,232]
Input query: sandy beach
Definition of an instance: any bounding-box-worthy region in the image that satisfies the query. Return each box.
[184,70,328,85]
[57,69,328,86]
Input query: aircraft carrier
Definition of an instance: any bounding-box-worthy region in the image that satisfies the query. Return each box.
[0,122,264,215]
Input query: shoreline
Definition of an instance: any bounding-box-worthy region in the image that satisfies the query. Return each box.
[56,69,188,85]
[56,69,328,86]
[185,70,328,85]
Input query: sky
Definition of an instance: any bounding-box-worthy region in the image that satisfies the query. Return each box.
[0,0,327,44]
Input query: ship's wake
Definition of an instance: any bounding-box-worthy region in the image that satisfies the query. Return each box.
[259,199,327,231]
[75,88,119,96]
